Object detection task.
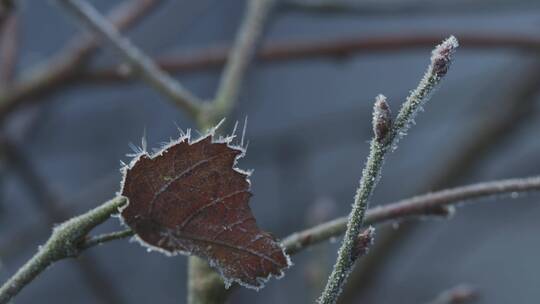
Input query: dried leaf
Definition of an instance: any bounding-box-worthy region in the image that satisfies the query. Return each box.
[119,126,290,289]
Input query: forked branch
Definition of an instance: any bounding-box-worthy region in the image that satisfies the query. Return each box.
[318,36,459,304]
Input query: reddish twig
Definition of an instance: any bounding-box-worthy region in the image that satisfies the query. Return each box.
[0,33,539,121]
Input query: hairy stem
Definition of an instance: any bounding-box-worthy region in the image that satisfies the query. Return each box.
[0,196,126,304]
[283,175,540,253]
[317,36,459,304]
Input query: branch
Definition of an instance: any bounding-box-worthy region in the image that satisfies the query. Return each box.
[0,196,127,304]
[317,36,459,304]
[82,34,540,83]
[80,228,134,250]
[0,0,161,119]
[55,0,203,118]
[2,173,537,303]
[201,0,276,125]
[282,175,540,254]
[0,10,17,85]
[0,0,15,30]
[337,61,540,304]
[187,1,277,303]
[1,33,538,120]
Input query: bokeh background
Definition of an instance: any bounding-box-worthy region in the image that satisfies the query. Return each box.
[1,0,540,303]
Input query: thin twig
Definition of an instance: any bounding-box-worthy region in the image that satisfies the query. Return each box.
[426,284,478,304]
[337,62,540,304]
[0,196,127,304]
[187,1,277,303]
[317,36,459,304]
[279,0,520,16]
[0,138,128,303]
[0,0,161,119]
[80,228,134,250]
[283,175,540,254]
[0,33,538,120]
[0,12,17,85]
[201,0,276,125]
[55,0,203,118]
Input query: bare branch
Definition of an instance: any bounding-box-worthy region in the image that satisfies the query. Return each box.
[55,0,203,118]
[0,0,162,119]
[1,172,537,303]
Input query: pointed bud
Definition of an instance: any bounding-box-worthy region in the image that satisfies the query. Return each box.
[431,36,459,78]
[372,95,392,143]
[350,226,375,262]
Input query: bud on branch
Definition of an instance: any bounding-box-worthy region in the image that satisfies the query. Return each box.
[350,226,375,262]
[431,35,459,78]
[372,94,392,143]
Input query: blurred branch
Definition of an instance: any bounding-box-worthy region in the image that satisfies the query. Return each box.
[0,0,162,120]
[188,0,277,303]
[0,0,15,30]
[278,0,528,16]
[338,62,540,304]
[80,228,134,250]
[0,11,17,85]
[426,284,478,304]
[0,196,127,304]
[1,172,537,303]
[0,32,538,120]
[55,0,203,118]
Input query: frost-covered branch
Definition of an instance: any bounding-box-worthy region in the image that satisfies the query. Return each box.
[0,196,126,304]
[188,1,277,303]
[0,8,17,85]
[55,0,203,118]
[317,36,459,304]
[283,175,540,254]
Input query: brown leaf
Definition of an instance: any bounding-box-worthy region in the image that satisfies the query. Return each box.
[119,126,290,289]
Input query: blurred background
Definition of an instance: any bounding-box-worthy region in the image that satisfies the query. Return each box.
[1,0,540,303]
